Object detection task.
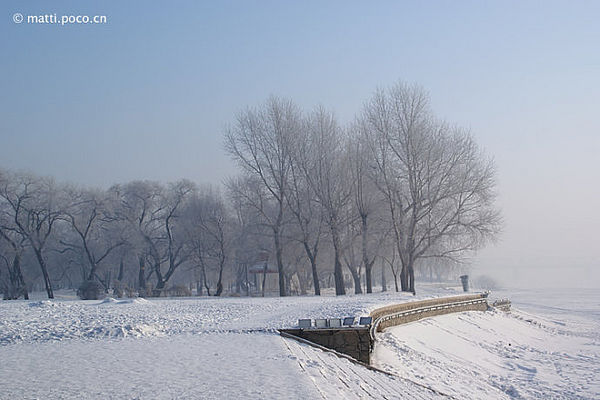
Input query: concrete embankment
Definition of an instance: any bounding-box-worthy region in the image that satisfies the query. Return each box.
[280,293,500,366]
[370,293,491,337]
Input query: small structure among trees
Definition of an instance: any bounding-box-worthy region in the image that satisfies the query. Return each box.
[247,252,280,296]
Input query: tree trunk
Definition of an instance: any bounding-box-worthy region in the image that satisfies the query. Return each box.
[33,248,53,299]
[3,253,20,300]
[400,264,408,292]
[331,227,346,296]
[285,273,292,296]
[297,271,307,295]
[117,258,125,282]
[215,256,225,297]
[389,263,399,292]
[154,279,165,296]
[303,243,320,296]
[361,215,372,293]
[261,263,267,297]
[202,263,210,296]
[13,252,28,299]
[5,257,17,299]
[381,261,387,292]
[245,264,249,296]
[104,270,111,291]
[365,262,373,294]
[349,266,362,294]
[153,257,166,296]
[138,255,146,290]
[273,228,286,297]
[310,257,320,296]
[408,261,416,295]
[87,263,98,282]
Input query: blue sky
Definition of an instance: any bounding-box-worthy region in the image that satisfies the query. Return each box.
[2,1,599,286]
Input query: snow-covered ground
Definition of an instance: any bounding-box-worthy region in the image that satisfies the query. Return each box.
[373,287,600,399]
[1,286,598,399]
[374,309,599,398]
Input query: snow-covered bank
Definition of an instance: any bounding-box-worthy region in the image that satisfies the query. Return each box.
[373,288,600,399]
[1,286,598,399]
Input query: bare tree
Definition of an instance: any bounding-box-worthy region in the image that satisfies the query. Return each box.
[0,226,28,299]
[287,144,325,295]
[224,97,300,296]
[361,82,501,294]
[340,210,362,294]
[0,171,28,299]
[157,180,195,293]
[61,187,125,285]
[110,181,162,292]
[382,244,401,292]
[348,129,384,293]
[380,256,387,292]
[298,107,351,295]
[111,180,195,295]
[185,187,231,296]
[0,171,63,299]
[227,176,273,296]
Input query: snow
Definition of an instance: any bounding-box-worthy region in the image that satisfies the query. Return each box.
[1,334,323,399]
[374,288,600,399]
[1,286,598,399]
[0,289,434,345]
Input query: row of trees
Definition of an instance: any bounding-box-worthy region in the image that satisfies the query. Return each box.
[0,82,501,299]
[0,175,232,299]
[225,82,501,296]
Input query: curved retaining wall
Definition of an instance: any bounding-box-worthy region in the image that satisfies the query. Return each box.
[280,327,372,364]
[369,293,489,339]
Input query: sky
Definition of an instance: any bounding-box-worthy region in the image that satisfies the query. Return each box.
[1,1,599,288]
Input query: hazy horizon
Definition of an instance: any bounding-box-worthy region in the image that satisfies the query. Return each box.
[2,1,599,288]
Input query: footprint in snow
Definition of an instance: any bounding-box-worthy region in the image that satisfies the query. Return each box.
[516,364,538,374]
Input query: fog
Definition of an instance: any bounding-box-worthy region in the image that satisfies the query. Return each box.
[2,1,598,289]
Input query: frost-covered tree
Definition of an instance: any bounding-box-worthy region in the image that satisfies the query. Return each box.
[226,175,275,296]
[361,82,501,294]
[224,97,301,296]
[0,226,28,299]
[184,187,231,296]
[0,171,63,299]
[0,172,29,300]
[61,187,126,285]
[110,180,195,295]
[347,128,388,293]
[298,107,351,295]
[287,133,326,296]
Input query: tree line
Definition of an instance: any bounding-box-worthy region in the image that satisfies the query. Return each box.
[0,82,501,299]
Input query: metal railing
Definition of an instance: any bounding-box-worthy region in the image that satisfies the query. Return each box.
[369,295,489,341]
